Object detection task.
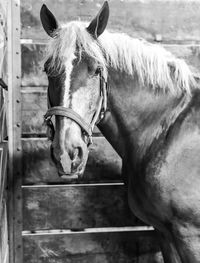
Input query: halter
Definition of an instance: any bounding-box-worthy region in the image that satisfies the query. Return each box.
[44,68,109,146]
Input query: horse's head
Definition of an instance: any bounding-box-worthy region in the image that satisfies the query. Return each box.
[40,2,109,178]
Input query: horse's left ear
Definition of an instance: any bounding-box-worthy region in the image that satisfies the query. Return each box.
[87,1,109,38]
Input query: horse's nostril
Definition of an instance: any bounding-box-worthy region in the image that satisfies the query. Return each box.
[77,146,83,161]
[73,148,79,161]
[72,147,83,165]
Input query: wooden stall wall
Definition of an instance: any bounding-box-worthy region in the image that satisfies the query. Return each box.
[0,1,8,262]
[20,0,200,262]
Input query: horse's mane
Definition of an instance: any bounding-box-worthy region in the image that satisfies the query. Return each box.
[45,21,197,95]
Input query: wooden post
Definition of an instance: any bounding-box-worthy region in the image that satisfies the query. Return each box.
[7,0,22,263]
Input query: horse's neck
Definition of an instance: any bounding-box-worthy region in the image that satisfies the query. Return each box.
[98,68,189,160]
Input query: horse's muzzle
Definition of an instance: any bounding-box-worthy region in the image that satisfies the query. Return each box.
[50,144,86,179]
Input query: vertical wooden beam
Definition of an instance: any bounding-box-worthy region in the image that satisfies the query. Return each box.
[7,0,22,263]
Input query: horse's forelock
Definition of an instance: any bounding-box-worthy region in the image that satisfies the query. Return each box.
[44,22,107,76]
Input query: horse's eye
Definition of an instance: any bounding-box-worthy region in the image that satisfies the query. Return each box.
[94,67,101,76]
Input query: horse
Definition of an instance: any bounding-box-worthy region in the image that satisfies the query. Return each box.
[40,2,200,262]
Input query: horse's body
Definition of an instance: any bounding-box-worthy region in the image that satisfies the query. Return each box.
[40,2,200,262]
[99,67,200,262]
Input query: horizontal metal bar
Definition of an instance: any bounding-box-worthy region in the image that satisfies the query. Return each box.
[20,39,47,45]
[22,226,154,236]
[21,137,49,141]
[21,86,47,93]
[20,38,200,46]
[22,182,124,188]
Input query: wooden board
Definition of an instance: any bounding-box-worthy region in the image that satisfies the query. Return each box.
[21,90,47,134]
[0,201,9,263]
[22,185,143,230]
[21,0,200,44]
[21,44,200,87]
[0,0,8,86]
[22,138,122,184]
[0,141,7,217]
[0,89,7,140]
[21,44,46,87]
[7,1,23,262]
[23,232,163,263]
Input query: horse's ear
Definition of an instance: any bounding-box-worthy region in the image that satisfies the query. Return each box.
[40,4,59,37]
[87,1,109,38]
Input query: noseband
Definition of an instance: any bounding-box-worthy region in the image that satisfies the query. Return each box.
[44,68,109,146]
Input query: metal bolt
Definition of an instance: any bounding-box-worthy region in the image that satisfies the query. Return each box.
[154,34,162,42]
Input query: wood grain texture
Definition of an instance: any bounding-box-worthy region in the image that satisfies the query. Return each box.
[0,89,7,140]
[21,44,46,87]
[0,142,7,217]
[0,201,9,263]
[23,233,163,263]
[22,138,122,184]
[22,185,142,230]
[21,91,47,134]
[21,44,200,87]
[21,0,200,43]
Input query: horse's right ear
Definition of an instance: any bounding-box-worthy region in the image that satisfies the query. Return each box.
[40,4,59,37]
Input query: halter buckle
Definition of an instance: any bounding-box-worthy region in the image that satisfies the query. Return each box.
[88,135,93,146]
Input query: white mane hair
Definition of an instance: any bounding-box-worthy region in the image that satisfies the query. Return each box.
[45,21,197,95]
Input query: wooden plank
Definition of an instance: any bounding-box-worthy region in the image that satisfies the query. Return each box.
[0,0,8,86]
[0,201,9,263]
[22,137,122,184]
[0,141,7,217]
[22,185,142,231]
[0,89,7,140]
[23,232,162,263]
[7,1,22,262]
[21,0,200,43]
[21,44,46,87]
[21,90,47,134]
[21,43,200,87]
